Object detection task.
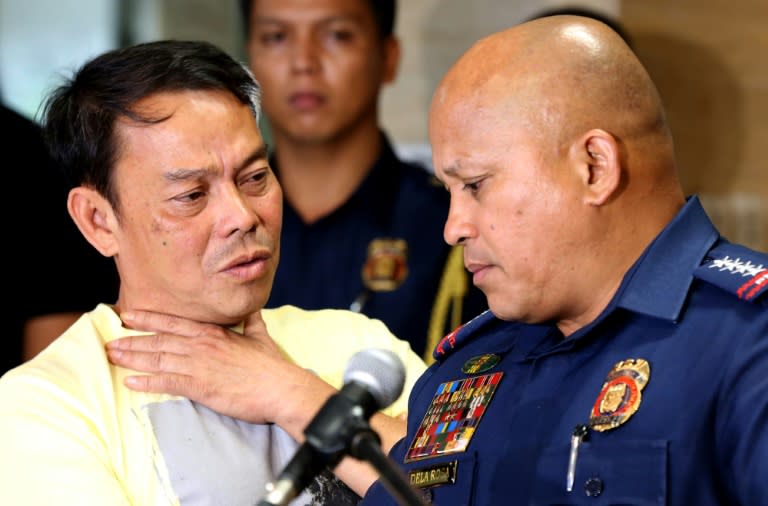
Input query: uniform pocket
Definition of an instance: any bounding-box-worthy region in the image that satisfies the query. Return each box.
[530,439,667,505]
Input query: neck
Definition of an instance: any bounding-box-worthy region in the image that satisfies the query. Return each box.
[272,122,383,224]
[556,185,685,337]
[112,295,248,332]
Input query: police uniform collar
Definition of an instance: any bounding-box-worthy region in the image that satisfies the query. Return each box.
[615,195,718,321]
[349,131,401,209]
[432,309,496,361]
[431,197,737,364]
[272,131,402,229]
[431,310,557,363]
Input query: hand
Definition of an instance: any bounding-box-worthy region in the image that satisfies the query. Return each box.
[106,310,335,430]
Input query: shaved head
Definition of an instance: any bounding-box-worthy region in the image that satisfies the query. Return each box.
[432,15,671,163]
[430,15,686,335]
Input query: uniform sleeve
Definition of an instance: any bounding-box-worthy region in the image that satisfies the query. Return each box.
[716,313,768,503]
[0,372,133,506]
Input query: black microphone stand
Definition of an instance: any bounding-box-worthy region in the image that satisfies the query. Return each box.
[256,351,424,506]
[348,428,429,506]
[257,417,428,506]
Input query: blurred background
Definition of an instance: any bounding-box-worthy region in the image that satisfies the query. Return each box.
[1,0,765,251]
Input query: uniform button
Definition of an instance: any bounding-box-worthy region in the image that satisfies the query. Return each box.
[584,476,603,497]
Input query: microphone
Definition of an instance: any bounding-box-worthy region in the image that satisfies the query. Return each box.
[258,348,406,506]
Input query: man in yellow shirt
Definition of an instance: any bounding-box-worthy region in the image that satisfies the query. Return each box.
[0,39,425,505]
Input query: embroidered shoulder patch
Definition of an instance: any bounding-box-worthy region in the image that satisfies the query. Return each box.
[694,243,768,303]
[432,310,495,361]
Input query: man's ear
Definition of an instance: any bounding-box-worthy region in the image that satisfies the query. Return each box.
[570,128,622,206]
[67,187,119,257]
[382,36,401,85]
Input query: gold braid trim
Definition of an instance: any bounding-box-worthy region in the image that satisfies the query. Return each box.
[425,245,468,364]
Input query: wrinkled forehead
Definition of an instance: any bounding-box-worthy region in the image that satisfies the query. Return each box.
[113,89,263,174]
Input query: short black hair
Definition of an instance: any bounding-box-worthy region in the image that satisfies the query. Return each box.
[238,0,396,39]
[41,40,262,216]
[527,6,632,47]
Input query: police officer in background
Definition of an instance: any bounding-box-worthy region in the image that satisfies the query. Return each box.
[238,0,487,360]
[359,15,768,505]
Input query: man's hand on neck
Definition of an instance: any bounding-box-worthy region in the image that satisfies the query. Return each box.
[105,309,334,429]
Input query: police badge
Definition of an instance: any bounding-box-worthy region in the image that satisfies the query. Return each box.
[362,238,409,292]
[589,358,650,432]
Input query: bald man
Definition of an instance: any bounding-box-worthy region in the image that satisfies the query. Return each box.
[360,15,768,506]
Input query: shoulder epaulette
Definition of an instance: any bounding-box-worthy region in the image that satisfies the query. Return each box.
[432,310,496,362]
[693,242,768,303]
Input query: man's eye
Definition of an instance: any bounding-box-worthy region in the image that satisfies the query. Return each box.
[260,32,285,45]
[328,29,354,42]
[464,180,482,193]
[241,170,269,193]
[245,171,267,184]
[177,190,205,203]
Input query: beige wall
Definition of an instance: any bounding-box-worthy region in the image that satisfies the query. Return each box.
[381,0,620,144]
[621,0,767,250]
[382,0,767,251]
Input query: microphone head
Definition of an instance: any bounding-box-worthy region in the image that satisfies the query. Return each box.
[343,348,406,410]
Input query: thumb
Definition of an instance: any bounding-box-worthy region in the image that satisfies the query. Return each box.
[243,310,268,338]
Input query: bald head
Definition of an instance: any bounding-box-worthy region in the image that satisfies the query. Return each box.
[431,16,686,334]
[431,15,673,165]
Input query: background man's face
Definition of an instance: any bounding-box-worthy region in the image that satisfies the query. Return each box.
[246,0,395,143]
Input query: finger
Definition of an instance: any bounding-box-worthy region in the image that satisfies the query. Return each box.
[106,333,191,354]
[106,334,169,352]
[106,346,188,374]
[122,310,226,338]
[243,310,268,337]
[105,331,242,360]
[123,373,197,396]
[243,311,281,354]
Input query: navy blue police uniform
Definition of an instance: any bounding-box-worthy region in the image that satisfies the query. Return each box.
[266,132,487,360]
[361,196,768,505]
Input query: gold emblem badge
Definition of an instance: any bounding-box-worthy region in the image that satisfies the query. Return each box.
[361,238,408,292]
[461,354,500,374]
[589,358,650,432]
